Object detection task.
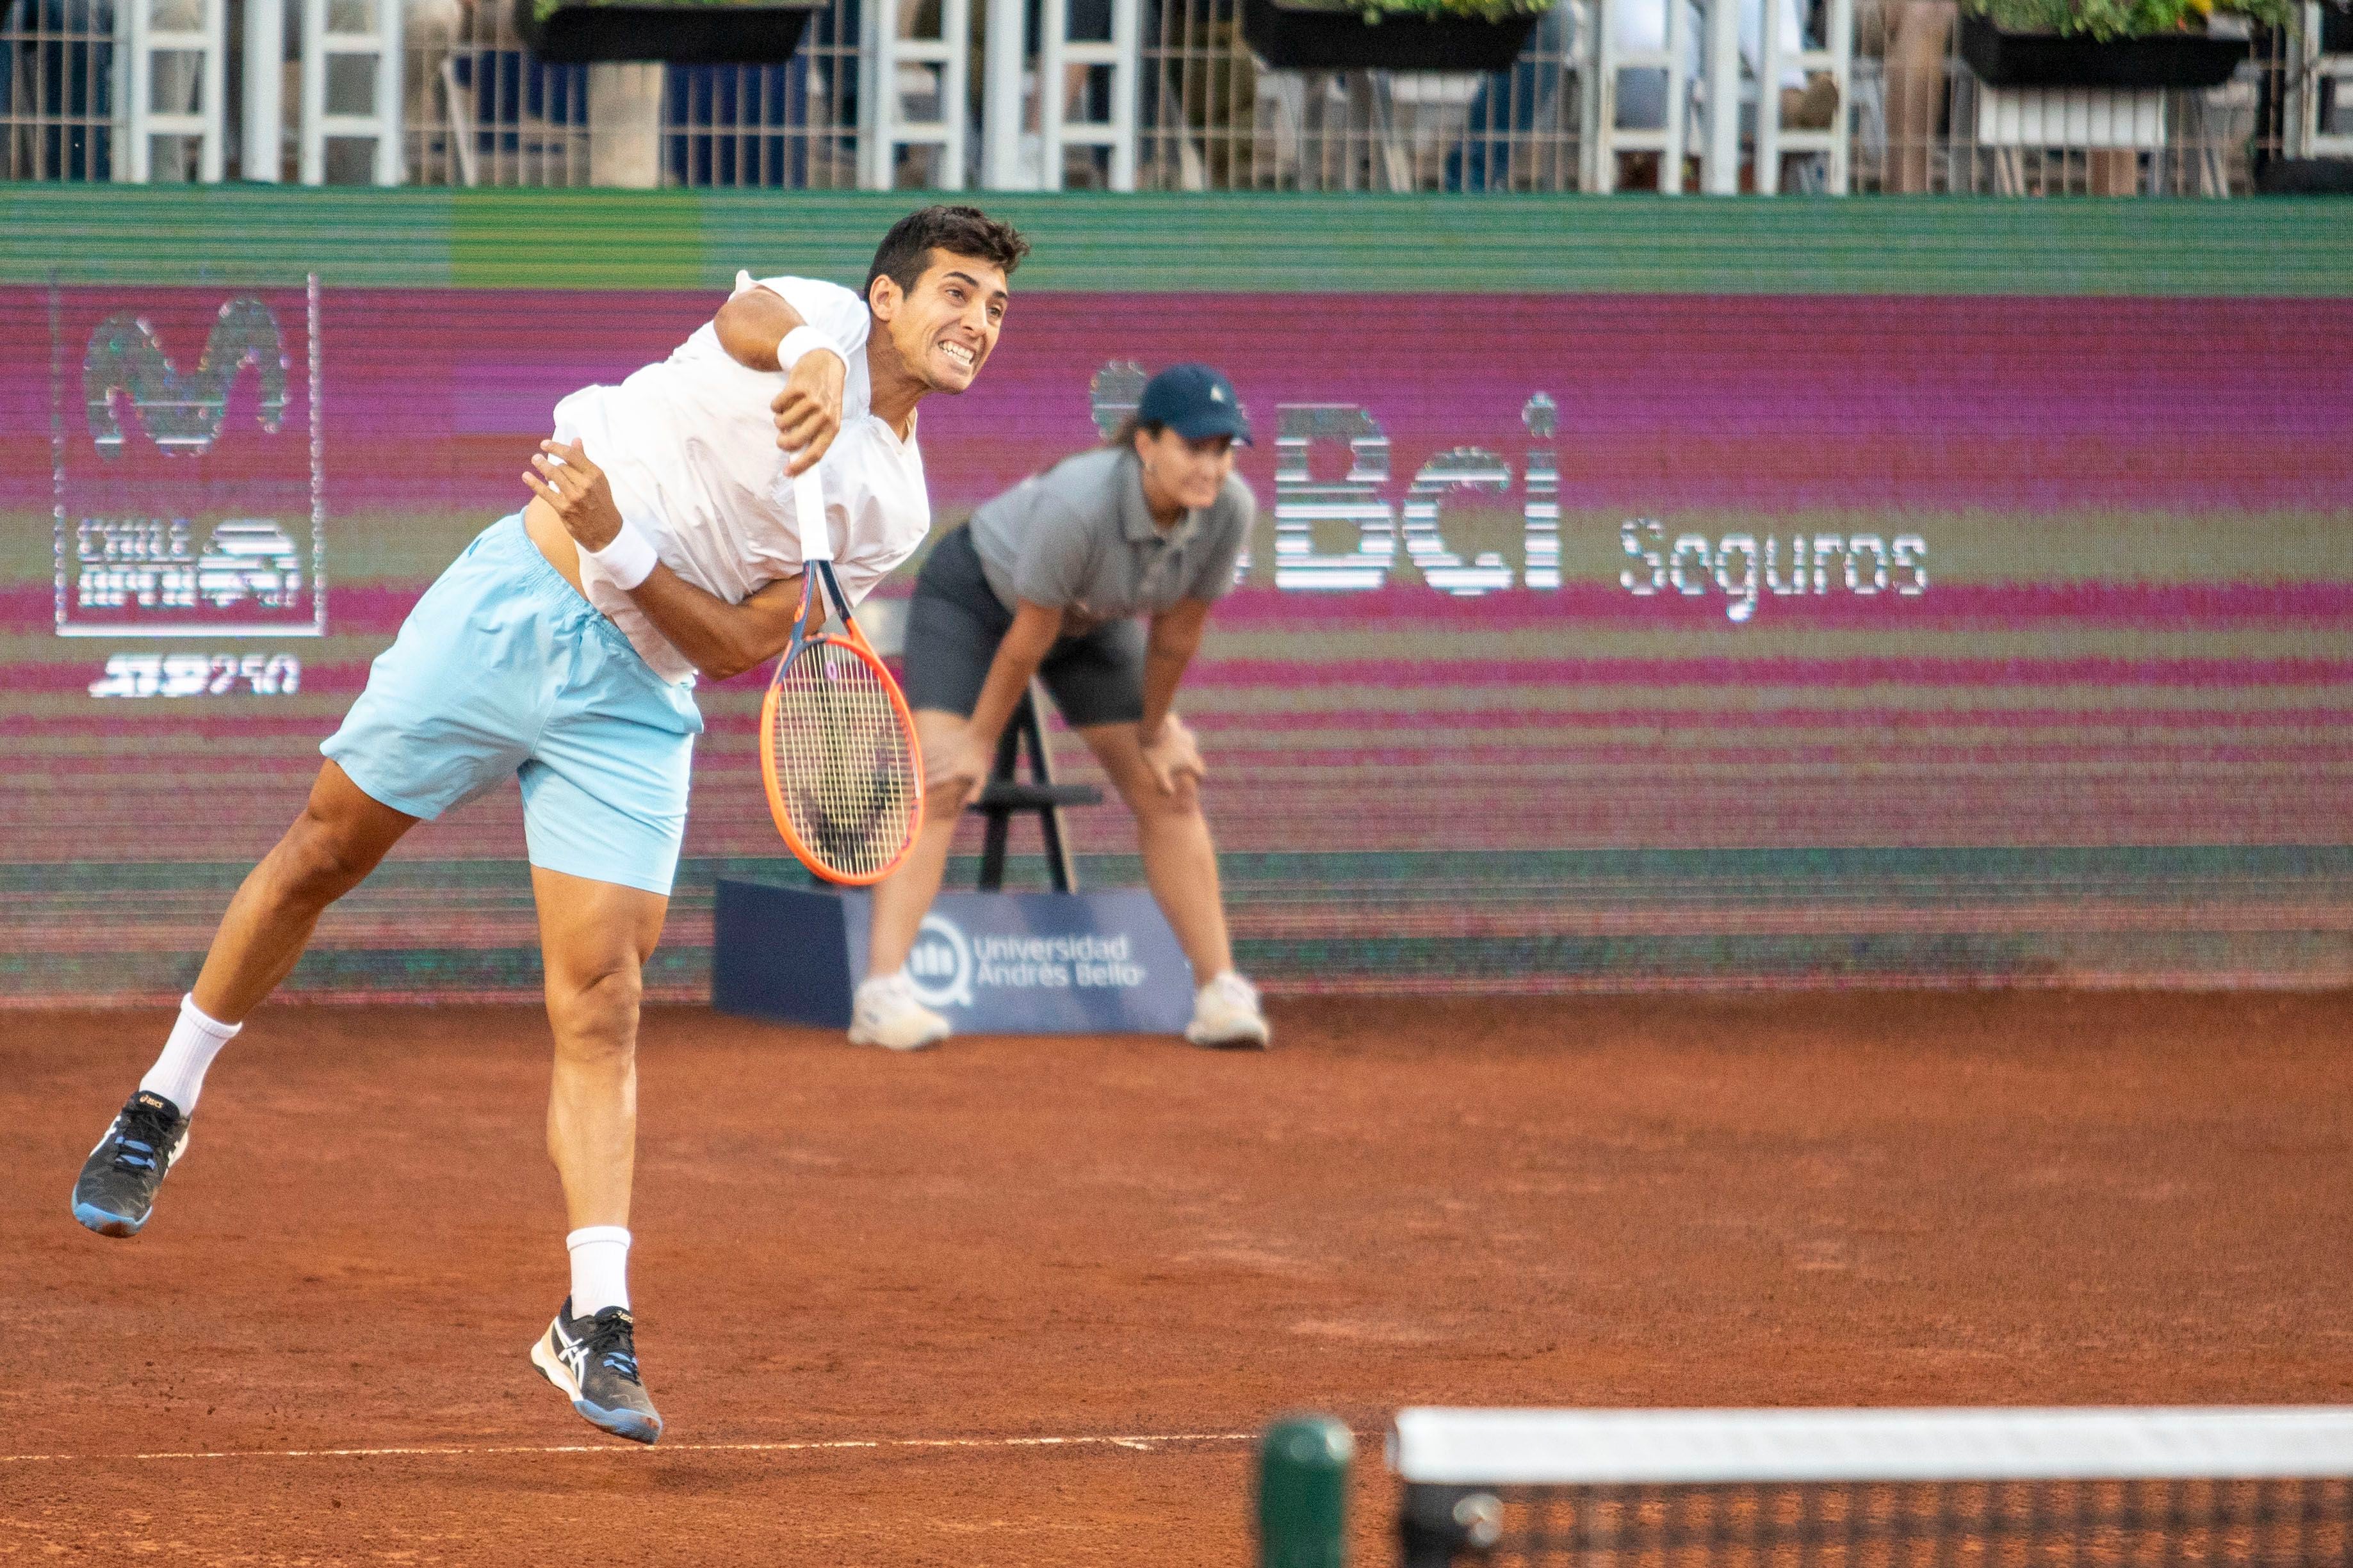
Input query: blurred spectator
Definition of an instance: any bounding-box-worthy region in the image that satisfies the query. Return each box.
[1446,0,1574,190]
[405,0,469,170]
[1874,0,1951,190]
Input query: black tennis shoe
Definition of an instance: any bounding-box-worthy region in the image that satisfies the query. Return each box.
[530,1298,664,1445]
[71,1090,190,1238]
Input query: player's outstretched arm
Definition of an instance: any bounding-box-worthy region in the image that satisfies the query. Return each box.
[525,440,804,682]
[716,286,846,476]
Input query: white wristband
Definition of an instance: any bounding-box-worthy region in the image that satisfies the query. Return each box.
[778,325,845,374]
[587,519,660,590]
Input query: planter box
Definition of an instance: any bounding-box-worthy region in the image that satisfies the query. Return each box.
[1958,14,2249,88]
[1241,0,1540,72]
[2256,158,2353,191]
[517,1,822,63]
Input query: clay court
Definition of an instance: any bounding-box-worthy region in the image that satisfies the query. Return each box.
[6,989,2349,1565]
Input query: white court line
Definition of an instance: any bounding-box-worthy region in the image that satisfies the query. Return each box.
[0,1430,1261,1465]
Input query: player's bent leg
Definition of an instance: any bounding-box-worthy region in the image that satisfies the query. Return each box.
[527,865,667,1444]
[71,762,418,1238]
[1077,722,1269,1050]
[851,708,973,1052]
[193,762,421,1022]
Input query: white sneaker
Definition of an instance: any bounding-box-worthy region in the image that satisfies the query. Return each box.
[848,972,952,1052]
[1185,971,1269,1049]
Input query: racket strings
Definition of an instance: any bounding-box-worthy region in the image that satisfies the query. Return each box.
[767,640,920,882]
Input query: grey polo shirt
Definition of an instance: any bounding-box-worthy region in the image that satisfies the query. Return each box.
[966,447,1253,628]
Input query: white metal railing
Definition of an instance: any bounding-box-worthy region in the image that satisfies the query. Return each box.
[4,1,116,179]
[860,0,969,187]
[1590,0,1691,188]
[0,0,2304,192]
[125,0,223,181]
[1038,0,1139,188]
[2290,0,2353,158]
[1755,0,1849,188]
[298,0,398,184]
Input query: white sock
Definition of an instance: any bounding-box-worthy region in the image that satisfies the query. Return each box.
[567,1225,631,1316]
[138,994,242,1114]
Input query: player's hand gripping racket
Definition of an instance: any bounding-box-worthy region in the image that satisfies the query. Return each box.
[759,464,925,884]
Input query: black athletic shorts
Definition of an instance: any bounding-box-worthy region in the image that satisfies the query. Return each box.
[901,526,1146,728]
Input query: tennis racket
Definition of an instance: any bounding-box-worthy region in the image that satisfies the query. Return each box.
[759,463,925,885]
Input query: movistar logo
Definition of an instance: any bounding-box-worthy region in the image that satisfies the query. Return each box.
[85,298,289,458]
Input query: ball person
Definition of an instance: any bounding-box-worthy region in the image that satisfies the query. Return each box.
[851,364,1269,1053]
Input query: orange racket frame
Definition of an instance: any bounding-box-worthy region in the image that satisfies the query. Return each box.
[757,465,925,885]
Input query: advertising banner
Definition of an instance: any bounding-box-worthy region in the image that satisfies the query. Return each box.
[712,880,1193,1035]
[3,195,2347,1001]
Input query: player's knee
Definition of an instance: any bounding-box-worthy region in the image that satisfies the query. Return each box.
[1128,775,1203,823]
[549,964,642,1056]
[270,812,378,908]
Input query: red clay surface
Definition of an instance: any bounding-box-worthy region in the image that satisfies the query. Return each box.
[5,992,2351,1565]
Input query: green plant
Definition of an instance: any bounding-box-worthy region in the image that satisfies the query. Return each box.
[1283,0,1554,22]
[1962,0,2290,40]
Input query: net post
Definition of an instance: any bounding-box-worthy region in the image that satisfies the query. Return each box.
[1258,1414,1352,1568]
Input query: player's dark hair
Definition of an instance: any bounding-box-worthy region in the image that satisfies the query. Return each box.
[1107,415,1168,450]
[865,206,1030,304]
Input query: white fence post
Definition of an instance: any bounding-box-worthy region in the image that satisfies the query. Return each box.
[241,0,283,181]
[1660,0,1688,188]
[1109,0,1138,190]
[1037,0,1066,183]
[981,0,1029,185]
[1700,0,1739,191]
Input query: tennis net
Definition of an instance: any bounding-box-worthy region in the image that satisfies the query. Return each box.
[1385,1407,2353,1568]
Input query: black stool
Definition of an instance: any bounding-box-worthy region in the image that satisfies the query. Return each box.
[967,682,1102,893]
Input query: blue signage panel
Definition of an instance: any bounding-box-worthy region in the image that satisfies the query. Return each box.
[710,879,854,1028]
[712,878,1196,1036]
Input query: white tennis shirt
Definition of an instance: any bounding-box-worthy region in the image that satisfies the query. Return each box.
[551,272,930,685]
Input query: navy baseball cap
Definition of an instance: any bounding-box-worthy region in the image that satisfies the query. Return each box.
[1137,364,1251,445]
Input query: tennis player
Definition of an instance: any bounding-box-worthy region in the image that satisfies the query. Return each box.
[850,364,1269,1053]
[68,204,1030,1446]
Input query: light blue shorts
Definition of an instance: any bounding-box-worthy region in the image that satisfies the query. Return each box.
[322,513,703,896]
